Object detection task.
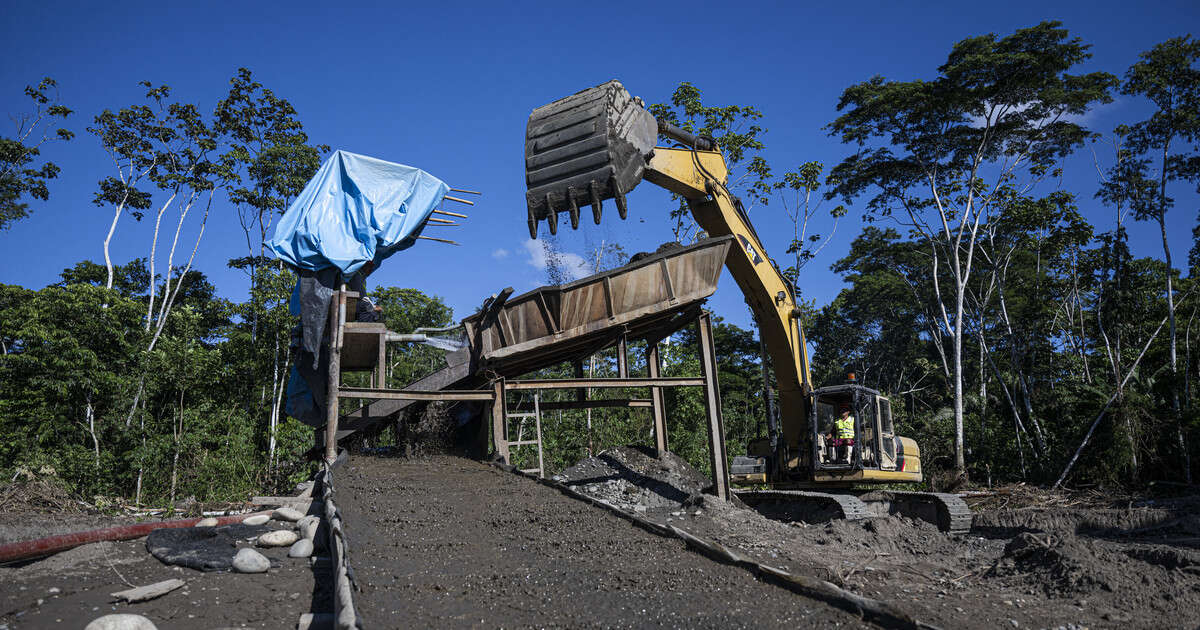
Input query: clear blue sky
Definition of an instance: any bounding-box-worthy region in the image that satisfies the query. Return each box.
[2,0,1197,329]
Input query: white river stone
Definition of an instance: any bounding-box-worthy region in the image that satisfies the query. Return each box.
[288,538,314,558]
[242,514,270,526]
[232,548,270,573]
[272,506,304,522]
[84,614,158,630]
[257,530,300,547]
[194,517,219,527]
[298,516,320,540]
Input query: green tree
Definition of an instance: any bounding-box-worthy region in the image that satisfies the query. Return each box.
[214,68,326,469]
[1120,35,1200,482]
[0,78,73,232]
[216,67,328,283]
[826,21,1117,477]
[649,82,773,242]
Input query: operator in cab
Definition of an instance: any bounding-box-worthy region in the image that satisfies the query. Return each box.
[833,404,856,464]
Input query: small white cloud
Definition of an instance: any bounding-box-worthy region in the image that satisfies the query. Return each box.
[521,239,590,281]
[491,248,509,260]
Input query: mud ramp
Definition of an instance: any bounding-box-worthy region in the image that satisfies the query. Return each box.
[339,455,869,628]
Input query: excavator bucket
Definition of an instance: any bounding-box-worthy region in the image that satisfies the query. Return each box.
[524,81,658,239]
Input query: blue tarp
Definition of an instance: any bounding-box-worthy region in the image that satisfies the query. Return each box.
[267,150,449,276]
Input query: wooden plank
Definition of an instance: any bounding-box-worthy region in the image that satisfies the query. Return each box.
[648,341,669,453]
[698,313,729,501]
[536,399,653,411]
[338,387,494,401]
[507,377,704,390]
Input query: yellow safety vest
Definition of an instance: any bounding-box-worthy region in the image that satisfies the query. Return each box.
[836,415,855,439]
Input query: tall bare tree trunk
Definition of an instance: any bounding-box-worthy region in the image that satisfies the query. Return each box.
[170,390,183,506]
[85,396,99,468]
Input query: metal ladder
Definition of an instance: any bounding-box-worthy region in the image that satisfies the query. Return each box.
[507,392,545,477]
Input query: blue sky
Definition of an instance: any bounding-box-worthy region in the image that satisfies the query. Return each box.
[2,0,1197,329]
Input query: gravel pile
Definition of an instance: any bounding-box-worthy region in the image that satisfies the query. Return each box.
[552,445,713,514]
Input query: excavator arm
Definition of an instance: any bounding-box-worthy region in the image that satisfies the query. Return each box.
[524,81,813,465]
[643,146,813,456]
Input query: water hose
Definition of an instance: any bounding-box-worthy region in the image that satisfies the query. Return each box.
[0,510,273,565]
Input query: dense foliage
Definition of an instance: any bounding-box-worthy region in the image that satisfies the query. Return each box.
[1,25,1197,508]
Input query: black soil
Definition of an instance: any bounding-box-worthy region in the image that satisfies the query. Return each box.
[338,454,869,628]
[559,447,1200,629]
[0,513,330,628]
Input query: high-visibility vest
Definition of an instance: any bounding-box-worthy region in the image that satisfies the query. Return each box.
[836,415,855,439]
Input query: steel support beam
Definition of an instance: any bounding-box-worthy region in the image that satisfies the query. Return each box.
[647,341,669,453]
[697,313,729,500]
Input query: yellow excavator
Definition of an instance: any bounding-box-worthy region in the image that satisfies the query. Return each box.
[524,81,970,533]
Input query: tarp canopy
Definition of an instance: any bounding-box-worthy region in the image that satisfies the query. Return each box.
[267,150,449,276]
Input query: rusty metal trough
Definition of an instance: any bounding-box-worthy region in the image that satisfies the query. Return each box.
[463,236,732,375]
[326,236,734,457]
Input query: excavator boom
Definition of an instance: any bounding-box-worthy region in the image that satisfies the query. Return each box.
[525,81,812,455]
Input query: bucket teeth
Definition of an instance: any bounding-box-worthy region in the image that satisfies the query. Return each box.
[589,181,603,224]
[525,81,657,238]
[566,186,581,229]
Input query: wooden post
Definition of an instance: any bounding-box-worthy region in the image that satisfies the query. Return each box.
[648,340,669,454]
[491,379,509,464]
[573,361,585,402]
[323,283,347,463]
[375,332,387,389]
[697,313,729,500]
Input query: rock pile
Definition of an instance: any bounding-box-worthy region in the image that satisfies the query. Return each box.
[553,446,712,514]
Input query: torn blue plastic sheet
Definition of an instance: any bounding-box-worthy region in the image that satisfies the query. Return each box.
[267,150,449,276]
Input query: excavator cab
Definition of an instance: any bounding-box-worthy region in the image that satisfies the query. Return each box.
[810,383,897,473]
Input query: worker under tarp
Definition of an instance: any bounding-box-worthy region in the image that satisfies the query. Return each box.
[270,150,450,426]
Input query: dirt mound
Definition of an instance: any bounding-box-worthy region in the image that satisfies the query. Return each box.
[973,505,1200,538]
[0,477,79,514]
[554,445,712,513]
[994,532,1116,595]
[991,530,1195,602]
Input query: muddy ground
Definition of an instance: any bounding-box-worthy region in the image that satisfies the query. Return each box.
[338,454,871,628]
[0,510,331,628]
[557,446,1200,630]
[4,445,1197,629]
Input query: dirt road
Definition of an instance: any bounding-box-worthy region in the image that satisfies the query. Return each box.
[338,455,870,628]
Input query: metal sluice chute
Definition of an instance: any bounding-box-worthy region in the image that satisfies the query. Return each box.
[524,81,658,239]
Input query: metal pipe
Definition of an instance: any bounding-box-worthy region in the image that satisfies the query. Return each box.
[657,120,716,151]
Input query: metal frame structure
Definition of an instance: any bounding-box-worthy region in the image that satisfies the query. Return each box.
[318,283,730,499]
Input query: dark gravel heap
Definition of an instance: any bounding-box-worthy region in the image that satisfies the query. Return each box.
[553,445,713,514]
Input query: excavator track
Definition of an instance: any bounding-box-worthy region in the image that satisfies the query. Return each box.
[854,490,974,535]
[736,489,973,534]
[735,490,875,525]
